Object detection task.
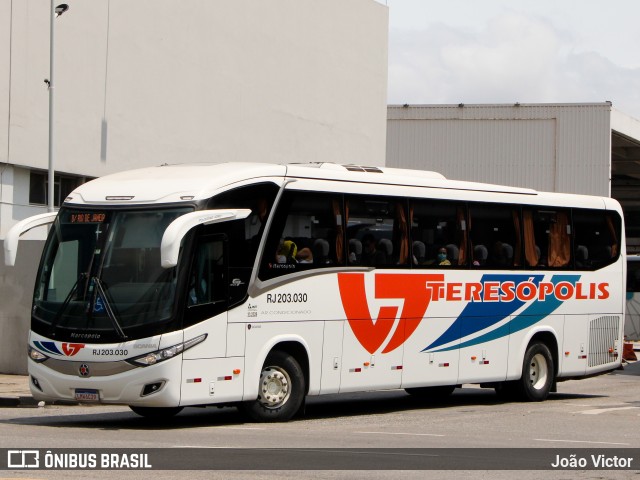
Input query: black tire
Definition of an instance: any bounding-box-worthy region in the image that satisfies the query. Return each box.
[129,406,183,418]
[404,385,456,400]
[239,350,306,422]
[515,342,554,401]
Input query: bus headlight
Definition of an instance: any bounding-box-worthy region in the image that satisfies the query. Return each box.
[28,346,49,363]
[126,334,207,367]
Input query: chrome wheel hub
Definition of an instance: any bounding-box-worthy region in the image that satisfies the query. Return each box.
[528,353,548,390]
[258,366,291,409]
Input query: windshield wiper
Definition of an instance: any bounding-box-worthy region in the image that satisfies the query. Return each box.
[49,273,87,337]
[92,277,128,341]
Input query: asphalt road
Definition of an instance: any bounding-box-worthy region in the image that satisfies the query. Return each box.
[1,363,639,479]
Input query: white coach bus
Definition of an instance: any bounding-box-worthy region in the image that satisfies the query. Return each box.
[5,162,625,421]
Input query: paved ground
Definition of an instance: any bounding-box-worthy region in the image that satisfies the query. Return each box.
[1,361,640,479]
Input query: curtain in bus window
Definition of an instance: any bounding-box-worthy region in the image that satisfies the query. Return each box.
[333,199,344,264]
[606,214,619,258]
[345,199,357,265]
[512,209,522,267]
[457,206,467,266]
[409,204,417,264]
[523,210,538,267]
[396,202,409,265]
[548,211,570,267]
[257,198,268,223]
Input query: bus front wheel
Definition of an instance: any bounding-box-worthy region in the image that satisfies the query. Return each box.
[240,350,306,422]
[516,342,554,401]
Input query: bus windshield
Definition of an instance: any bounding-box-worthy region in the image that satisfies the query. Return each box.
[33,207,190,341]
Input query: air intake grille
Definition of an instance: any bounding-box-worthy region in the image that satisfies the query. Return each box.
[344,165,383,173]
[588,315,620,367]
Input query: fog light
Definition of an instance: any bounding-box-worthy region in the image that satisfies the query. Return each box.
[31,376,43,392]
[141,381,165,397]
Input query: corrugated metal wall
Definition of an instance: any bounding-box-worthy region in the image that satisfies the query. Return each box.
[387,103,612,196]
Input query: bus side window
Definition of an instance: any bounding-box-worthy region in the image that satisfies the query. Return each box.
[573,209,621,270]
[259,191,344,280]
[208,182,279,302]
[523,208,571,269]
[628,258,640,292]
[469,203,519,269]
[208,182,279,268]
[410,198,466,268]
[184,234,229,327]
[188,237,226,307]
[346,195,409,268]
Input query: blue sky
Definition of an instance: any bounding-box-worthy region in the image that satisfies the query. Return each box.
[386,0,640,118]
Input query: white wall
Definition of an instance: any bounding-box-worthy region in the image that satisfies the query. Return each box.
[0,0,9,165]
[5,0,388,179]
[0,165,49,238]
[0,165,53,374]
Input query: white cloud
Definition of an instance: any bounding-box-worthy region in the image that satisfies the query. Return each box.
[388,12,640,118]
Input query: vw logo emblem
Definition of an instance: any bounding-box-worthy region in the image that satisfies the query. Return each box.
[79,364,90,377]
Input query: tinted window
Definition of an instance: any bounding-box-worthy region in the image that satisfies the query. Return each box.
[469,204,520,269]
[410,199,467,267]
[346,195,409,268]
[260,191,344,280]
[573,209,621,270]
[209,183,279,299]
[208,183,279,268]
[520,208,572,268]
[185,235,228,326]
[627,258,640,292]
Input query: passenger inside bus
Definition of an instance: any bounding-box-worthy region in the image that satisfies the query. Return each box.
[348,238,362,264]
[473,244,488,266]
[361,234,387,266]
[276,239,297,264]
[296,247,313,264]
[437,247,451,266]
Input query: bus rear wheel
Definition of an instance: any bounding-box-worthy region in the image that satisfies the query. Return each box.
[240,350,306,422]
[129,406,183,418]
[515,342,554,401]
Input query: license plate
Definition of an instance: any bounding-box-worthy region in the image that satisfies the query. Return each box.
[74,389,100,402]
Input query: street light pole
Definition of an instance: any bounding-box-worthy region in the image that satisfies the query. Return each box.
[47,2,69,213]
[47,0,55,212]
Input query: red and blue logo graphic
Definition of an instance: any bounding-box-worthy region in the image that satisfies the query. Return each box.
[338,273,608,354]
[33,341,85,357]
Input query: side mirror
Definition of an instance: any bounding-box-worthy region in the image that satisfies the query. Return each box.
[4,212,58,266]
[160,209,251,268]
